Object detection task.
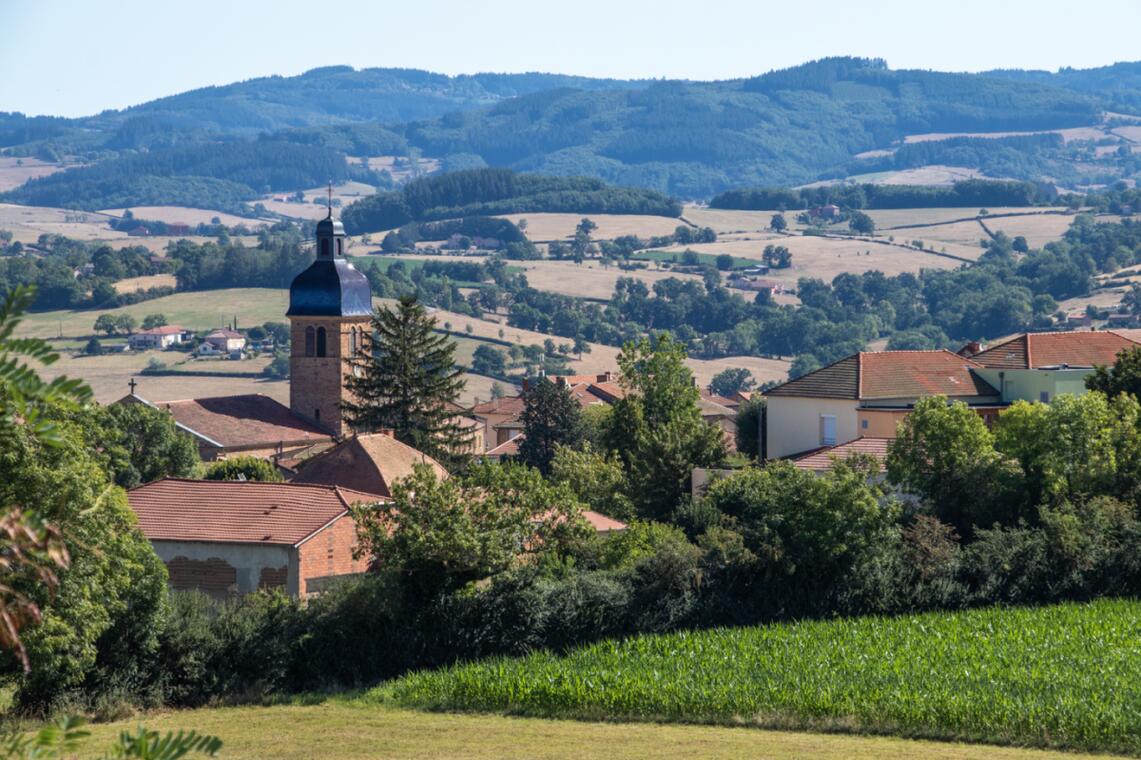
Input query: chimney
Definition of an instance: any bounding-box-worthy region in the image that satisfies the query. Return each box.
[957,341,983,358]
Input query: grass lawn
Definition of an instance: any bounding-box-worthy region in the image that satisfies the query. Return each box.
[382,599,1141,756]
[17,288,290,340]
[72,701,1117,760]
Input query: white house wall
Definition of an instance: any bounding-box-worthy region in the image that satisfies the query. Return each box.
[766,396,858,459]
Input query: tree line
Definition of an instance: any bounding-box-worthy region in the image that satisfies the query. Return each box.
[340,168,681,235]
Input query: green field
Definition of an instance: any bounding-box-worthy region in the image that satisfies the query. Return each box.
[381,599,1141,756]
[71,702,1116,760]
[18,289,290,340]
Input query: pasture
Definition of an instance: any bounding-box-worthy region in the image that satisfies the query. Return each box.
[383,598,1141,756]
[497,212,683,241]
[70,701,1112,760]
[98,206,263,227]
[0,157,65,192]
[35,349,287,404]
[657,235,964,283]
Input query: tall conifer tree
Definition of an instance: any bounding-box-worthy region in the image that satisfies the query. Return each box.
[343,296,470,466]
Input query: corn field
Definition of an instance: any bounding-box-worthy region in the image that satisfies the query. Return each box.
[383,599,1141,754]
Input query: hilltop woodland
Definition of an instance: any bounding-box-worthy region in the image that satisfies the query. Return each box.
[4,59,1141,208]
[7,266,1141,721]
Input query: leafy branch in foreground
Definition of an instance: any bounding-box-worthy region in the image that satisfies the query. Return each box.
[1,716,222,759]
[0,284,92,445]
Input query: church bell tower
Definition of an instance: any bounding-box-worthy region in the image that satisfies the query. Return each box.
[286,197,372,436]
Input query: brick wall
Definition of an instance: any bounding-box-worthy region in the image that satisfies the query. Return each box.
[296,513,368,596]
[289,317,370,437]
[166,556,238,600]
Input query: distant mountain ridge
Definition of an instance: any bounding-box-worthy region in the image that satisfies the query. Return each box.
[2,58,1139,208]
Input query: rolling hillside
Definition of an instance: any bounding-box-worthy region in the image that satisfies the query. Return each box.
[2,58,1139,209]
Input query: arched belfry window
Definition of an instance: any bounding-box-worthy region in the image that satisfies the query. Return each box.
[336,239,343,256]
[314,408,321,424]
[320,238,330,258]
[304,326,315,357]
[350,326,359,357]
[316,326,327,357]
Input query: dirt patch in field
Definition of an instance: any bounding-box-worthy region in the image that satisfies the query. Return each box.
[113,274,178,293]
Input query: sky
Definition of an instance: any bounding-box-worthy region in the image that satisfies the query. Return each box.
[3,0,1141,118]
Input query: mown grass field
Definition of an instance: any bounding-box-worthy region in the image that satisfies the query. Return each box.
[381,599,1141,756]
[71,702,1118,760]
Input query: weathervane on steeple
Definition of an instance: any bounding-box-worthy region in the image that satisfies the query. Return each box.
[326,181,333,218]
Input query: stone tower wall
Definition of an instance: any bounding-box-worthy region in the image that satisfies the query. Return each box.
[289,317,370,436]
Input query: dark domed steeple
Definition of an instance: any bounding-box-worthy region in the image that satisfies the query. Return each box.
[286,201,371,317]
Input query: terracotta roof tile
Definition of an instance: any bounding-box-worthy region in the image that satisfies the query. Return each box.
[859,351,997,399]
[127,479,383,546]
[136,325,187,336]
[581,510,627,533]
[471,396,526,416]
[290,433,447,497]
[793,437,891,472]
[765,351,997,400]
[485,433,523,458]
[156,394,332,449]
[972,331,1140,370]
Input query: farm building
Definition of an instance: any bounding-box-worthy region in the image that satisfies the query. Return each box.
[128,324,190,350]
[204,328,246,353]
[127,478,378,598]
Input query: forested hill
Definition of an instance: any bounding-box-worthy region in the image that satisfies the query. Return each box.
[3,58,1140,208]
[0,67,642,154]
[984,61,1141,114]
[392,58,1122,197]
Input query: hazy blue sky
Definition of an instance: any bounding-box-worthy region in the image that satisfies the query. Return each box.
[3,0,1140,117]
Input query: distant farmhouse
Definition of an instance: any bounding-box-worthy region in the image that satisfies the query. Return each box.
[128,324,190,350]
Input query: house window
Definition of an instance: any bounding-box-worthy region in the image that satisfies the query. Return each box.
[1039,391,1050,403]
[820,414,837,446]
[861,418,869,430]
[316,327,327,357]
[304,326,315,357]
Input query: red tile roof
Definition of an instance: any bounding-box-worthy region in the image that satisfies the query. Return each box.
[155,394,332,449]
[793,437,891,472]
[581,510,627,533]
[127,478,383,546]
[971,331,1140,370]
[765,351,998,400]
[206,328,243,339]
[485,433,523,458]
[290,433,447,497]
[136,325,187,336]
[471,396,526,416]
